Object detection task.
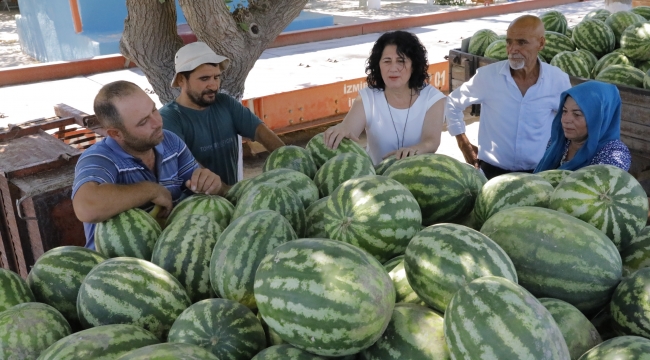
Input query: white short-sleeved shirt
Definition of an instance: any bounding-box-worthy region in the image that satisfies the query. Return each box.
[360,84,445,165]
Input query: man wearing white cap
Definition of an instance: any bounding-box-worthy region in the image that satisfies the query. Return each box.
[160,42,285,188]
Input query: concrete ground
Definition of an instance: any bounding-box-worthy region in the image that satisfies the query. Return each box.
[0,0,605,178]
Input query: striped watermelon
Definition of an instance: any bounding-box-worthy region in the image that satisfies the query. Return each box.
[210,210,297,309]
[27,246,106,326]
[633,6,650,20]
[0,268,34,312]
[540,31,576,63]
[306,132,369,168]
[596,63,646,88]
[77,257,191,341]
[474,173,553,228]
[593,51,633,77]
[151,214,221,302]
[572,19,616,58]
[480,206,622,313]
[578,336,650,360]
[584,9,611,23]
[360,303,449,359]
[224,177,252,205]
[0,302,71,359]
[620,21,650,61]
[94,208,161,260]
[484,39,508,61]
[468,29,498,57]
[263,145,318,179]
[384,255,425,306]
[374,155,399,175]
[610,267,650,338]
[565,26,573,38]
[405,223,517,313]
[252,344,326,360]
[549,164,648,250]
[538,298,603,360]
[238,168,318,209]
[383,154,481,225]
[38,324,160,360]
[254,238,395,357]
[313,152,376,197]
[232,182,306,237]
[168,298,266,359]
[444,276,570,360]
[322,175,422,263]
[537,169,572,187]
[117,343,220,360]
[575,49,598,74]
[605,11,645,46]
[305,196,329,238]
[551,50,591,78]
[258,312,285,347]
[541,10,568,34]
[165,194,233,230]
[621,227,650,276]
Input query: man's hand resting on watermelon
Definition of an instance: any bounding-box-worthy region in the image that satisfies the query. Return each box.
[185,168,224,196]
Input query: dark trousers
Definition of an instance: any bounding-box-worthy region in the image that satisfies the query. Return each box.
[479,160,534,180]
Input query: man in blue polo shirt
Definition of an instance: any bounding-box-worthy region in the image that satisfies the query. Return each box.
[72,80,224,250]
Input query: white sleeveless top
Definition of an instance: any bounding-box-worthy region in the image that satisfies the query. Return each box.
[359,84,446,165]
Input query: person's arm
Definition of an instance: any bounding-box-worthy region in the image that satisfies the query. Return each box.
[323,94,367,150]
[254,124,285,153]
[73,181,173,223]
[445,74,486,168]
[385,97,446,160]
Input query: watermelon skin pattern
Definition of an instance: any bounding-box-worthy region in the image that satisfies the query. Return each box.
[385,256,425,306]
[405,224,517,313]
[572,19,616,58]
[254,238,395,357]
[306,132,370,168]
[263,145,318,179]
[237,168,319,209]
[360,303,450,360]
[622,226,650,276]
[538,298,602,360]
[541,10,568,35]
[540,31,576,63]
[38,324,160,360]
[383,154,482,226]
[596,64,646,88]
[537,169,572,187]
[168,298,266,360]
[604,11,645,46]
[551,50,591,78]
[468,29,498,57]
[165,194,233,230]
[0,268,35,313]
[549,164,649,250]
[443,276,570,360]
[116,343,220,360]
[578,336,650,360]
[77,257,191,341]
[610,267,650,338]
[232,182,307,237]
[151,214,222,303]
[0,302,71,359]
[252,344,327,360]
[27,246,106,326]
[620,22,650,62]
[304,196,330,238]
[210,210,297,309]
[94,208,161,260]
[322,175,422,263]
[480,206,622,314]
[484,39,507,61]
[313,152,376,197]
[584,9,611,23]
[592,52,633,78]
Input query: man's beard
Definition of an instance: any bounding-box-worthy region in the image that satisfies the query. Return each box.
[188,89,218,108]
[122,128,163,153]
[508,57,525,70]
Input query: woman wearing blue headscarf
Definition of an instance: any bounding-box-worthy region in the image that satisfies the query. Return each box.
[534,81,631,173]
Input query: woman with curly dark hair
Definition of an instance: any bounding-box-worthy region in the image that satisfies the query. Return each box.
[324,30,446,165]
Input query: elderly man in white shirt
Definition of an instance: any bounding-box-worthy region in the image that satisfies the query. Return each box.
[445,15,572,179]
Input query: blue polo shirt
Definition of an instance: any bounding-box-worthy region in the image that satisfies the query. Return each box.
[72,130,199,250]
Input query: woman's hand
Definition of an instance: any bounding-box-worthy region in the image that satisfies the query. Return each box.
[385,147,419,160]
[323,125,360,150]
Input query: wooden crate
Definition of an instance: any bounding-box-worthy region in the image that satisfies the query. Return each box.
[448,49,650,193]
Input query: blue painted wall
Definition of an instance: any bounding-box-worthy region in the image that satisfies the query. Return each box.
[16,0,330,62]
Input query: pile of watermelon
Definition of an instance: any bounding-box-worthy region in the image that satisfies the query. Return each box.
[471,7,650,90]
[2,131,650,359]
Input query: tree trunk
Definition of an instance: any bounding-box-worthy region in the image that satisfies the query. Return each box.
[121,0,184,104]
[122,0,308,103]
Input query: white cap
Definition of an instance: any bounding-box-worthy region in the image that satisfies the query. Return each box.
[170,42,230,87]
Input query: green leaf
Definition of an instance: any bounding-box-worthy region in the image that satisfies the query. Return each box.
[238,22,250,32]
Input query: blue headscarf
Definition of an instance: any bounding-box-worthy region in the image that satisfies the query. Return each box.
[534,81,621,172]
